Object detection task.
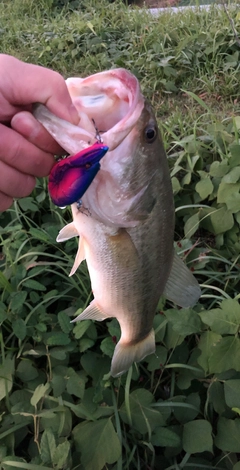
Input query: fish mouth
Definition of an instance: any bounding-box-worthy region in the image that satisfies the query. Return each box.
[34,69,145,155]
[66,68,144,150]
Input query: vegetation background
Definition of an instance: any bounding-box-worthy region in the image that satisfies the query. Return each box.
[1,0,240,468]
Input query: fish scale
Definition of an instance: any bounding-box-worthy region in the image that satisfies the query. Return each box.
[69,101,175,375]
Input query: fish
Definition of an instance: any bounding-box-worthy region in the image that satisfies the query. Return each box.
[48,142,109,207]
[34,68,201,377]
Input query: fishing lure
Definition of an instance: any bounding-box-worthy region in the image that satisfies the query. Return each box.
[48,142,108,207]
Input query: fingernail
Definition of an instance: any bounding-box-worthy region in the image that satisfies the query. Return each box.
[12,112,40,139]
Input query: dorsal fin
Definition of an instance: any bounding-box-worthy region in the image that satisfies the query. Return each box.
[163,253,201,308]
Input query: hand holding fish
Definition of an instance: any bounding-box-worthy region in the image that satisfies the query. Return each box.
[0,54,78,211]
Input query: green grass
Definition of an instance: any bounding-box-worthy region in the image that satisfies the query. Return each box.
[1,0,240,468]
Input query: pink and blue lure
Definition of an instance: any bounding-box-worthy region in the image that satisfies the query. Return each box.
[48,142,108,207]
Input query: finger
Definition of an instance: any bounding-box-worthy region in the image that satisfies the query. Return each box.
[0,123,54,177]
[0,160,36,199]
[11,111,65,155]
[0,192,14,212]
[0,55,79,123]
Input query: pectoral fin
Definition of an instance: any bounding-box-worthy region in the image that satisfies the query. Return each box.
[163,253,201,308]
[71,300,109,322]
[57,222,79,242]
[107,229,139,267]
[69,237,86,276]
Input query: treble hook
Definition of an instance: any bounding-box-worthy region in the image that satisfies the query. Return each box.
[92,118,103,143]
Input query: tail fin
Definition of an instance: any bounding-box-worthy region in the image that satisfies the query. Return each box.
[110,329,155,377]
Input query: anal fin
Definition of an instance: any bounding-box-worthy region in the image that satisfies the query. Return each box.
[71,300,109,323]
[163,253,201,308]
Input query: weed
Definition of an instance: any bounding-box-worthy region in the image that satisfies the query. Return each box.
[1,1,240,469]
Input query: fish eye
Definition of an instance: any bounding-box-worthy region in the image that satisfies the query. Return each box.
[85,163,92,169]
[144,125,158,143]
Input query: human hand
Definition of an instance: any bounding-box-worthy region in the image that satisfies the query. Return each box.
[0,54,79,211]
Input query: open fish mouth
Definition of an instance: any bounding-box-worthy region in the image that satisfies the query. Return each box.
[34,69,145,155]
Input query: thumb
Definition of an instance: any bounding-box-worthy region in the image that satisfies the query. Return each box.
[0,55,79,124]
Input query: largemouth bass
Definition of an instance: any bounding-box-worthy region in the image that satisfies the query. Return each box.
[34,69,201,377]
